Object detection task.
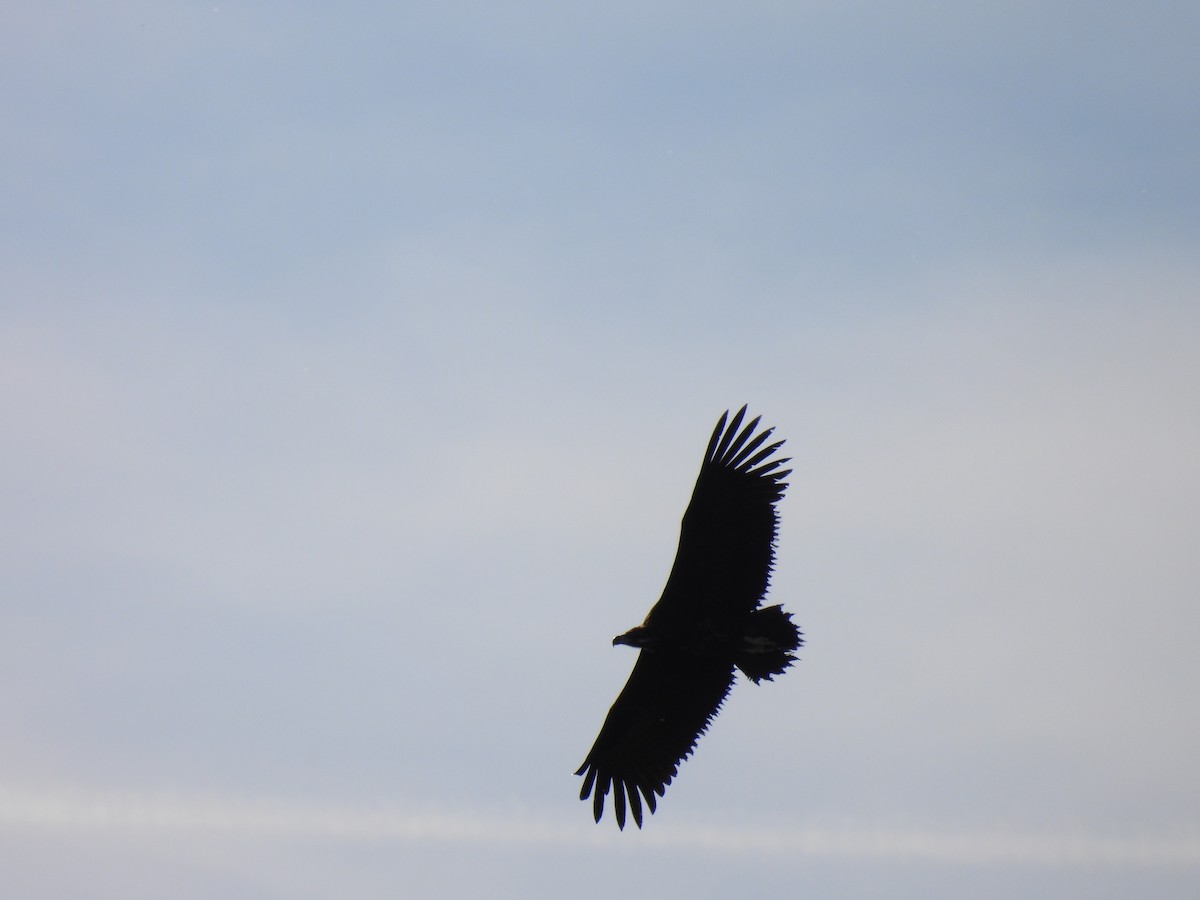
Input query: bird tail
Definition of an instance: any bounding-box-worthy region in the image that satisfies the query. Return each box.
[735,605,802,684]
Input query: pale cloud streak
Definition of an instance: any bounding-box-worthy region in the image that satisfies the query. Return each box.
[3,785,1197,868]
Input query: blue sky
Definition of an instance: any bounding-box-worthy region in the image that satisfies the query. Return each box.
[2,2,1198,897]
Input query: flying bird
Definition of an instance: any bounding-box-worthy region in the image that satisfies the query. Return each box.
[575,406,802,829]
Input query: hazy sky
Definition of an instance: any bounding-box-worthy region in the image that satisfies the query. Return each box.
[3,2,1198,897]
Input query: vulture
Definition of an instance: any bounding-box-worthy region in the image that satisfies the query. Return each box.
[575,406,802,829]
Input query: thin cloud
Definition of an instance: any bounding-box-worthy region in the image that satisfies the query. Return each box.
[2,785,1196,867]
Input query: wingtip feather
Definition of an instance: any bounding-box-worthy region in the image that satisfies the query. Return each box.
[712,406,746,462]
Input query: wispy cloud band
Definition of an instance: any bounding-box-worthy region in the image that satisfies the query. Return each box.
[2,785,1196,867]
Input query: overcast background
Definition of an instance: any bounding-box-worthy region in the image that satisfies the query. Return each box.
[3,2,1198,898]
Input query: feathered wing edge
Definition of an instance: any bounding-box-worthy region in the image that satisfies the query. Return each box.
[575,652,736,830]
[713,407,800,679]
[705,405,792,498]
[574,752,662,831]
[662,405,790,628]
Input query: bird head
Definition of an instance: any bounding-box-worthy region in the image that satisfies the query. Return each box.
[613,625,654,649]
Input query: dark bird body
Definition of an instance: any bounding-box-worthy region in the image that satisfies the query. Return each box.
[575,406,802,829]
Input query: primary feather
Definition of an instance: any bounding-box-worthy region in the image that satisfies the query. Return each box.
[575,406,802,829]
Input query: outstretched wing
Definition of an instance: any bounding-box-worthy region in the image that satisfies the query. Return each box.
[575,651,735,829]
[647,406,790,631]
